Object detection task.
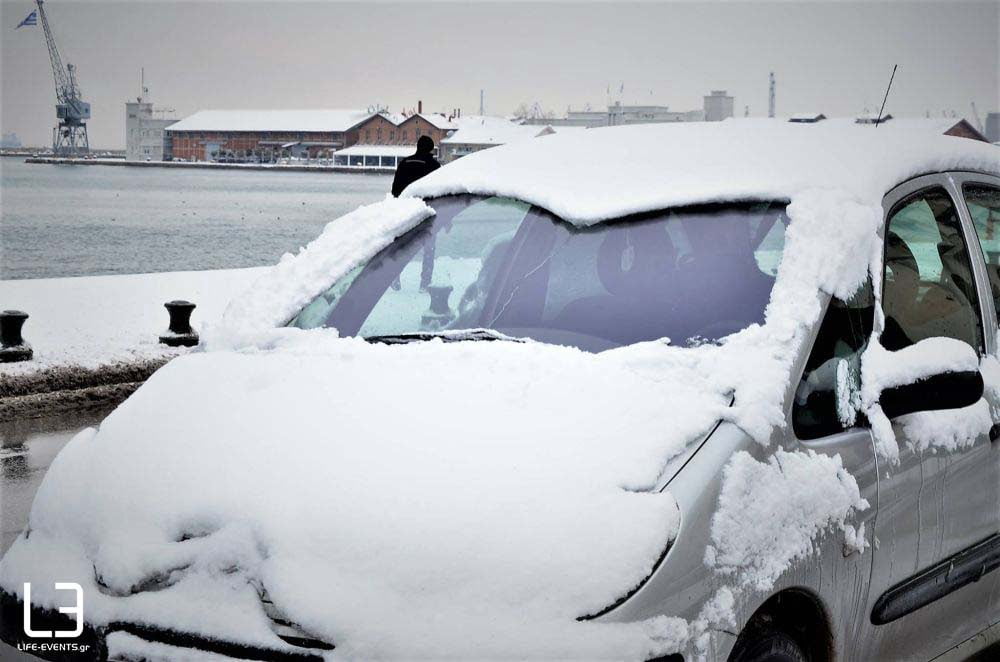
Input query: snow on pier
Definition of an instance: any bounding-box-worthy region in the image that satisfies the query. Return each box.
[0,267,265,376]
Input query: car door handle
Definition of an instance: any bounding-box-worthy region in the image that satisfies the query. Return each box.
[990,424,1000,443]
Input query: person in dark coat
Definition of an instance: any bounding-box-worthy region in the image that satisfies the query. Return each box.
[391,135,440,197]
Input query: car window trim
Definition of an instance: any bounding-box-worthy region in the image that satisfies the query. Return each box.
[952,172,1000,348]
[880,180,988,356]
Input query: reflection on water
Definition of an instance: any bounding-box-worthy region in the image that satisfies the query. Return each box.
[0,404,116,556]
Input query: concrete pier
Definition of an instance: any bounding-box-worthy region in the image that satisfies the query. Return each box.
[25,156,395,174]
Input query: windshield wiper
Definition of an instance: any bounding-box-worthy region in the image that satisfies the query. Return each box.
[364,328,524,345]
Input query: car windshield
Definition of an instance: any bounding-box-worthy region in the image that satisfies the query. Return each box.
[288,195,788,351]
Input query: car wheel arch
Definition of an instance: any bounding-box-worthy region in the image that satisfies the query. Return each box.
[730,588,834,662]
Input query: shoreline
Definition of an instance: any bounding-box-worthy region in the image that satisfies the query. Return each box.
[23,156,396,174]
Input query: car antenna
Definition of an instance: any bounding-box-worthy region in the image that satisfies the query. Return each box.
[875,64,897,127]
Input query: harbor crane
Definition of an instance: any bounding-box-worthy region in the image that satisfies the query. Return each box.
[35,0,90,156]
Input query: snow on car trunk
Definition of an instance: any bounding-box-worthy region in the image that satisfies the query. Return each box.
[3,336,728,659]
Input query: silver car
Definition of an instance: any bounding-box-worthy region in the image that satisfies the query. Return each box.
[2,125,1000,661]
[293,171,1000,661]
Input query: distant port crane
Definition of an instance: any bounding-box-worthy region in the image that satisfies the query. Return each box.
[35,0,90,156]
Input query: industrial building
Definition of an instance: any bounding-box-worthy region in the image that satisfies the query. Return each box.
[525,90,735,128]
[703,90,735,122]
[350,107,458,152]
[607,102,707,125]
[125,99,177,161]
[165,109,373,162]
[349,113,407,146]
[157,103,463,164]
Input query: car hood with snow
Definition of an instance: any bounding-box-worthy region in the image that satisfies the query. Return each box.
[3,335,729,659]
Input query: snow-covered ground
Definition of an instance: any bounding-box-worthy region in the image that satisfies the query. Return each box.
[0,268,267,375]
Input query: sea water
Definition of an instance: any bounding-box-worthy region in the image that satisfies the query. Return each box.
[1,157,392,279]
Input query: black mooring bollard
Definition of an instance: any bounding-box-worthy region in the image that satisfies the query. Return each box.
[0,310,33,363]
[426,285,453,316]
[159,300,199,347]
[420,285,455,330]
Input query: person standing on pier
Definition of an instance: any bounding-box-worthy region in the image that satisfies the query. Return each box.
[391,135,440,197]
[392,135,442,290]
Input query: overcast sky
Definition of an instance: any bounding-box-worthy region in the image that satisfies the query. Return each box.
[1,1,997,149]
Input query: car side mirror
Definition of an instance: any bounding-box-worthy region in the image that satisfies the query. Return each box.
[873,337,983,420]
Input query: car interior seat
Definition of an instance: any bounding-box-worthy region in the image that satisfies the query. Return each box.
[551,224,678,344]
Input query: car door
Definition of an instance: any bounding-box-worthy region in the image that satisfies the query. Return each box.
[861,174,1000,661]
[954,172,1000,631]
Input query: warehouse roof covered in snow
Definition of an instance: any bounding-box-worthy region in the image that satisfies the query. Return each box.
[166,109,373,133]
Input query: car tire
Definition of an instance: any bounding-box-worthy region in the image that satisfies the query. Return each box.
[729,629,809,662]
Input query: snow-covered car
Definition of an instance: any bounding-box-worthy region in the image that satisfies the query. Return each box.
[3,123,1000,662]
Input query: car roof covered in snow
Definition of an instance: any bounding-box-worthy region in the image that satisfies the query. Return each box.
[405,121,1000,225]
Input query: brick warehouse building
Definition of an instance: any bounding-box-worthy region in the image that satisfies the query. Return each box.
[166,109,373,161]
[350,111,457,148]
[348,113,404,146]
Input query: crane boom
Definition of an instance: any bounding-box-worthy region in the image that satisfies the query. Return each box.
[35,0,72,104]
[33,0,89,155]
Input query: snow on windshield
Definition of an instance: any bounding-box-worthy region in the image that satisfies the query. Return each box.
[288,195,789,352]
[210,195,435,347]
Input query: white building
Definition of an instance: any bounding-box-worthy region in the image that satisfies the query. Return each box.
[332,144,416,170]
[439,116,547,163]
[527,90,734,129]
[703,90,735,122]
[125,101,177,161]
[608,103,705,126]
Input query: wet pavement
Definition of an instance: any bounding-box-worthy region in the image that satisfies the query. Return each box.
[1,404,115,556]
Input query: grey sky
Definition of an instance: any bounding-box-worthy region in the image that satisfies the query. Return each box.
[1,1,997,149]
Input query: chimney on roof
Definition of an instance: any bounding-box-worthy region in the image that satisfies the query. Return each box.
[418,100,423,114]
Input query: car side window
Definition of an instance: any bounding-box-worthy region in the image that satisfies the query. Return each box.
[962,183,1000,326]
[881,187,984,354]
[793,282,874,440]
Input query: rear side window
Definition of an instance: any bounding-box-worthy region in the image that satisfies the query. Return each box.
[963,183,1000,326]
[881,187,984,353]
[793,283,874,440]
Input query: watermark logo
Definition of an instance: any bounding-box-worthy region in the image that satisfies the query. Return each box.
[23,582,83,638]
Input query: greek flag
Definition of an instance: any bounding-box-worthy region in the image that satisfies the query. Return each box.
[16,10,37,28]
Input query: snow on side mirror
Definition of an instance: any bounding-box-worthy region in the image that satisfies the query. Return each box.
[867,337,983,420]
